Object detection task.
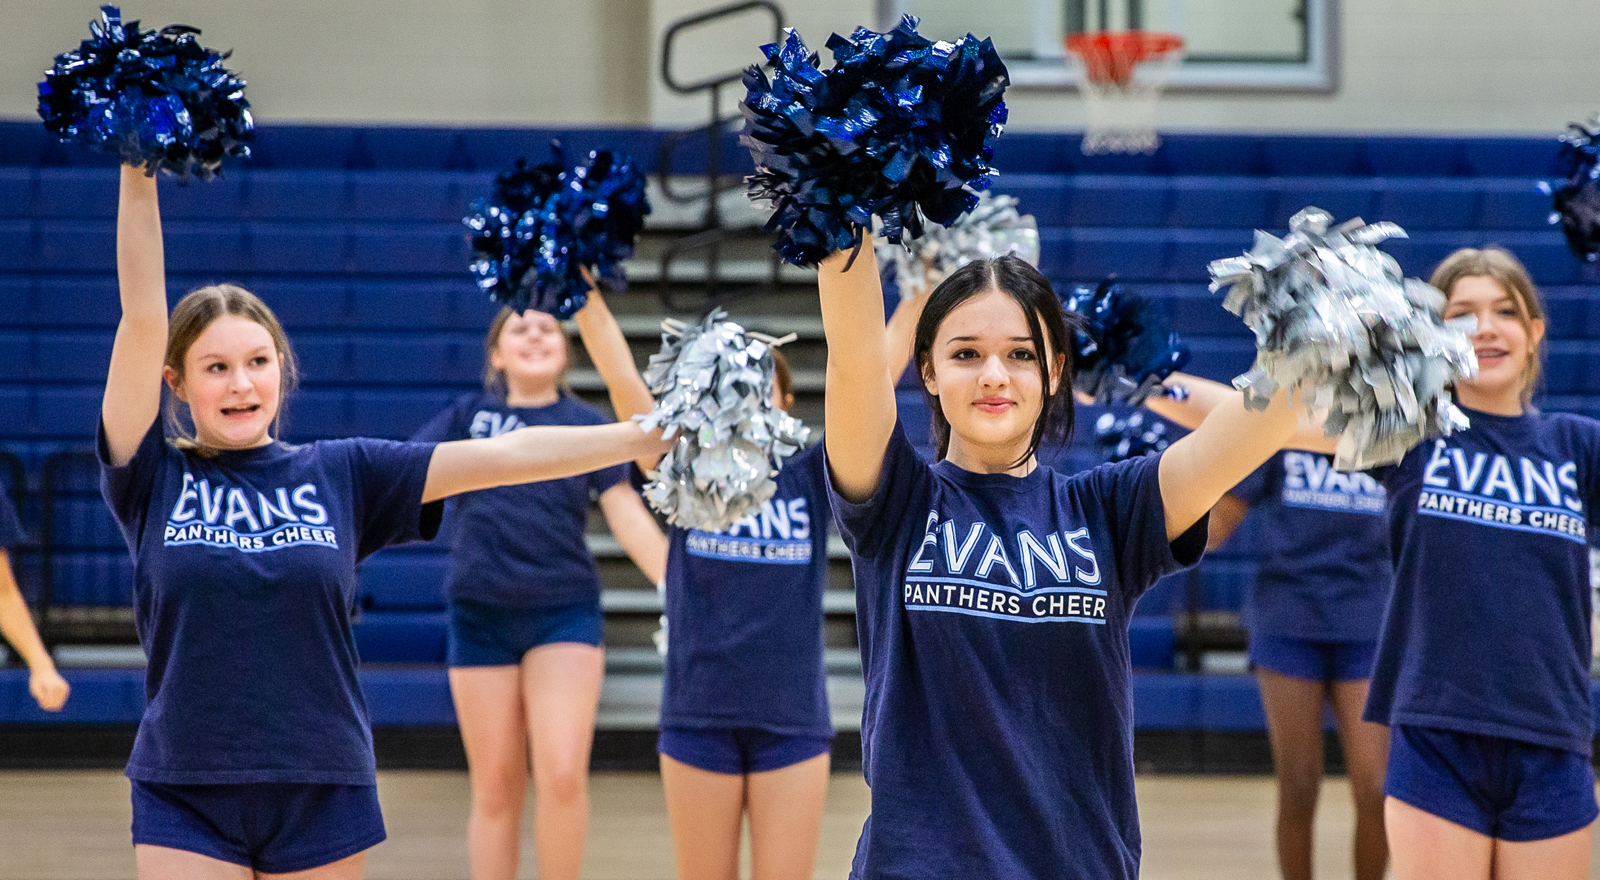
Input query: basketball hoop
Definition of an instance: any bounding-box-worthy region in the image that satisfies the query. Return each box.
[1065,31,1185,155]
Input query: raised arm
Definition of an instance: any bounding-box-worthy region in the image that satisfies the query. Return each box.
[597,483,668,584]
[104,166,170,465]
[819,243,897,503]
[573,270,654,422]
[884,282,929,382]
[1148,372,1336,454]
[422,421,670,504]
[1158,389,1303,540]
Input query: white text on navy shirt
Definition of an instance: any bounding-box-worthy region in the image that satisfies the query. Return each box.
[1281,451,1385,514]
[686,497,813,564]
[163,472,339,552]
[1416,440,1587,542]
[902,510,1107,624]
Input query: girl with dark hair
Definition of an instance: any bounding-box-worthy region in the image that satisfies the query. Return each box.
[1144,246,1600,880]
[410,304,667,880]
[820,244,1308,879]
[102,165,668,880]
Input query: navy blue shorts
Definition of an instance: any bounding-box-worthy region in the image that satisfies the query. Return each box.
[447,598,603,667]
[1385,725,1599,841]
[1248,635,1376,682]
[130,780,384,873]
[658,726,831,775]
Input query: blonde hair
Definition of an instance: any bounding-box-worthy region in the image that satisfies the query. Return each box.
[165,284,298,452]
[1430,247,1545,402]
[481,306,571,398]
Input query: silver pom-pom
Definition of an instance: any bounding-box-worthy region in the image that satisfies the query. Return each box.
[636,309,811,531]
[1208,207,1477,471]
[875,192,1040,301]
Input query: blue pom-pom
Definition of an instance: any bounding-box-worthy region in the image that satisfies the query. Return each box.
[464,144,651,319]
[1063,277,1191,405]
[37,6,252,180]
[1544,117,1600,263]
[1093,411,1172,463]
[740,15,1009,267]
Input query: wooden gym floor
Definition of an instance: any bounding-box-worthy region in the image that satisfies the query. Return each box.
[4,771,1600,879]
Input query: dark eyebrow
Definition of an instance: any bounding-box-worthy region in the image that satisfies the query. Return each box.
[946,336,1035,343]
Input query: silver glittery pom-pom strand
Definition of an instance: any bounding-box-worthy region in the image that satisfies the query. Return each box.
[1208,207,1478,471]
[875,192,1040,301]
[636,309,811,531]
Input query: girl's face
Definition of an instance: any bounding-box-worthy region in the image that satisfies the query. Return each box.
[165,314,283,449]
[922,289,1061,468]
[1443,274,1544,411]
[490,310,568,388]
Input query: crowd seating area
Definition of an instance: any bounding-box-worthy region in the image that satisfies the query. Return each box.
[2,121,1598,738]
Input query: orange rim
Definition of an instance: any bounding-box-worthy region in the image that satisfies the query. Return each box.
[1064,31,1185,87]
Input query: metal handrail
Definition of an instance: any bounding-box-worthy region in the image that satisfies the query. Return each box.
[660,1,784,96]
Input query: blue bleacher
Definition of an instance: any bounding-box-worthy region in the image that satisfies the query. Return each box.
[5,122,1600,734]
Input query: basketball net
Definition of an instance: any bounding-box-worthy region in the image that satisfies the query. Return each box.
[1065,31,1185,155]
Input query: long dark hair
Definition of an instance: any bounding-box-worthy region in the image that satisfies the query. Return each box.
[912,255,1079,466]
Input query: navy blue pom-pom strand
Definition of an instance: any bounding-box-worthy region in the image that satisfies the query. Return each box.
[1063,277,1191,405]
[740,15,1009,267]
[37,5,252,180]
[1543,117,1600,263]
[1093,411,1172,463]
[464,144,651,319]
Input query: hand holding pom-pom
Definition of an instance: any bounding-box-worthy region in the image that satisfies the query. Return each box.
[636,309,811,531]
[1094,411,1172,463]
[1209,207,1477,470]
[1541,116,1600,263]
[37,5,252,180]
[741,15,1009,267]
[1062,277,1191,405]
[464,145,651,319]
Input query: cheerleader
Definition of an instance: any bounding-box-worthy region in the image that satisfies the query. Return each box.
[817,242,1306,879]
[1148,385,1391,880]
[1146,247,1598,880]
[0,486,69,711]
[102,165,667,879]
[567,283,925,880]
[410,305,667,880]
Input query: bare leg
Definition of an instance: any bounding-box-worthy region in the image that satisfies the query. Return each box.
[660,753,746,880]
[1257,668,1329,880]
[747,752,830,880]
[522,643,604,880]
[257,851,368,879]
[1386,796,1492,880]
[135,846,253,880]
[449,665,529,880]
[1329,679,1389,880]
[1490,823,1592,880]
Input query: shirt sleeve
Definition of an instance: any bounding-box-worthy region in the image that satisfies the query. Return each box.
[97,418,168,553]
[825,421,934,561]
[588,462,630,497]
[0,483,23,549]
[1080,453,1208,601]
[340,438,444,560]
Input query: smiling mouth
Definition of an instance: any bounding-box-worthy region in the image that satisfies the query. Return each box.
[221,405,260,417]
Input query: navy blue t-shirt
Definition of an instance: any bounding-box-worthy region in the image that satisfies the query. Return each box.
[1365,408,1600,755]
[660,442,832,738]
[412,393,629,609]
[829,423,1206,880]
[0,487,22,549]
[99,420,440,784]
[1231,451,1391,642]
